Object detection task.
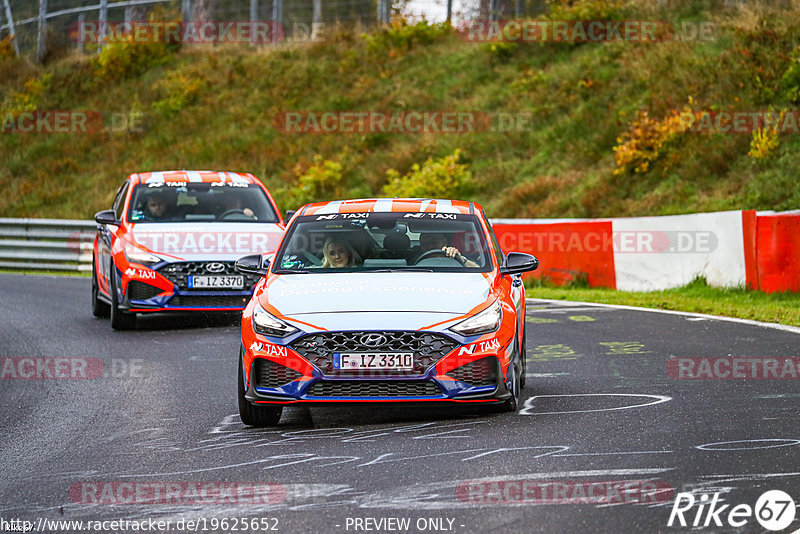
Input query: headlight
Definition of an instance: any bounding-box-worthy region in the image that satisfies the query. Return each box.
[124,243,161,266]
[450,300,502,336]
[253,302,298,338]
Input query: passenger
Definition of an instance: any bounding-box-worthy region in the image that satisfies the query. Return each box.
[321,236,361,268]
[415,232,479,267]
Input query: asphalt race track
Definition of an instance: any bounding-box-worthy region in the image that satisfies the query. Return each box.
[1,273,799,534]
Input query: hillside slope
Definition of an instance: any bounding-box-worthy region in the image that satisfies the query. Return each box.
[1,0,799,219]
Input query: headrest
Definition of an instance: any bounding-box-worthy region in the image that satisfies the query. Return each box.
[384,231,411,251]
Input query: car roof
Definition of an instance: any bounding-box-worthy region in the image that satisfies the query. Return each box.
[129,170,259,185]
[300,198,480,216]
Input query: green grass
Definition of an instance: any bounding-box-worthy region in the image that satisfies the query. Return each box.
[526,277,800,327]
[1,1,799,220]
[0,269,89,277]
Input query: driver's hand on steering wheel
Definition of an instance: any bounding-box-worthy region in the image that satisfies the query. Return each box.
[242,208,255,218]
[442,246,478,267]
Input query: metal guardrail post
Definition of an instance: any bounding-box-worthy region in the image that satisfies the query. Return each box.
[271,0,281,44]
[182,0,192,22]
[36,0,47,62]
[249,0,257,44]
[312,0,321,39]
[98,0,108,50]
[2,0,18,56]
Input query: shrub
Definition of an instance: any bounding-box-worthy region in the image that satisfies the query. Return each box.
[382,149,471,198]
[283,155,347,209]
[0,36,15,59]
[748,111,784,160]
[779,46,800,104]
[11,73,52,112]
[151,70,205,115]
[613,101,696,175]
[91,10,180,82]
[545,0,628,21]
[92,37,174,82]
[364,17,451,55]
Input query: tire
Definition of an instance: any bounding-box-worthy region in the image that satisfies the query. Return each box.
[238,350,282,427]
[520,328,527,388]
[92,260,110,318]
[499,361,521,412]
[498,330,524,412]
[109,268,137,331]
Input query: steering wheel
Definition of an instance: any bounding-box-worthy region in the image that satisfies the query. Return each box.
[218,209,255,220]
[414,248,449,264]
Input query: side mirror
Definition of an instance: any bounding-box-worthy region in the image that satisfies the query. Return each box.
[235,254,270,276]
[284,210,296,222]
[94,209,120,226]
[500,252,539,275]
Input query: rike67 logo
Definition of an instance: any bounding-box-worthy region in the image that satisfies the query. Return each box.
[668,490,796,531]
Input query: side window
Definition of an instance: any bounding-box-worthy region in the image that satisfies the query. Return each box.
[483,217,505,269]
[113,182,129,220]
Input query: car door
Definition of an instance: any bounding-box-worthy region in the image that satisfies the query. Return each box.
[96,180,129,296]
[484,216,525,341]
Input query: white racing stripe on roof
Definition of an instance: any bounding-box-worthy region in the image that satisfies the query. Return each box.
[185,171,203,182]
[420,199,433,212]
[316,200,343,214]
[372,199,393,212]
[227,171,248,183]
[434,199,461,214]
[144,171,164,183]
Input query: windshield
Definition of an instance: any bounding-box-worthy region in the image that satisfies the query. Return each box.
[127,182,279,223]
[273,212,494,273]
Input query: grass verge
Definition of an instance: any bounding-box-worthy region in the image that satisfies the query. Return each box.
[526,278,800,328]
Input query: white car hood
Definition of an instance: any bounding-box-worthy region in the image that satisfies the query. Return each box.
[130,222,284,262]
[266,272,493,331]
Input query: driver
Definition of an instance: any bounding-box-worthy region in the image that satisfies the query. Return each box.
[415,233,478,267]
[218,194,255,219]
[143,192,174,221]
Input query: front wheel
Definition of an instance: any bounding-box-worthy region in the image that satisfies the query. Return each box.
[499,362,521,412]
[109,267,137,330]
[92,260,110,318]
[520,328,527,388]
[238,351,282,427]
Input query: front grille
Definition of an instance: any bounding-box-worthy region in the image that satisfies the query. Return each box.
[168,295,249,308]
[307,380,441,397]
[157,261,260,289]
[127,281,163,300]
[447,356,497,386]
[291,331,459,376]
[255,359,302,388]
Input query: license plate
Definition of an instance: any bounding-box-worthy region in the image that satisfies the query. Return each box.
[333,352,414,370]
[188,275,244,289]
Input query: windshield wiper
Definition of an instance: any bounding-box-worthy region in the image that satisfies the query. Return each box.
[278,269,310,274]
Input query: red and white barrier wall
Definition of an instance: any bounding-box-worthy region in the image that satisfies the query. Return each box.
[491,210,800,293]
